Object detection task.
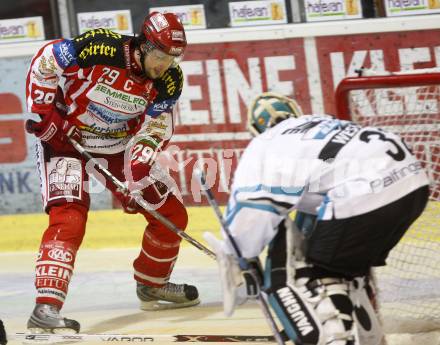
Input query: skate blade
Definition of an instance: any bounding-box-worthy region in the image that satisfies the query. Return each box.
[53,328,79,335]
[140,297,200,311]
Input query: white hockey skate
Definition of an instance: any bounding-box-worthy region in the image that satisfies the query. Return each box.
[27,304,80,334]
[136,282,200,311]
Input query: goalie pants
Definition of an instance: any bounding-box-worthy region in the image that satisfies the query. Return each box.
[34,142,188,308]
[267,185,429,285]
[305,185,429,277]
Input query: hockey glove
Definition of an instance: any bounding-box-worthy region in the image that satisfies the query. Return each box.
[115,179,169,214]
[26,107,81,152]
[204,232,252,317]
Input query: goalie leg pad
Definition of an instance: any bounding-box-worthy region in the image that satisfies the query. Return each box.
[268,283,324,345]
[349,277,384,345]
[264,220,288,290]
[313,279,355,345]
[273,265,363,345]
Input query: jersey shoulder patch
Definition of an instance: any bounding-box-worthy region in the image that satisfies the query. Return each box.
[52,39,76,69]
[154,64,184,102]
[72,29,127,68]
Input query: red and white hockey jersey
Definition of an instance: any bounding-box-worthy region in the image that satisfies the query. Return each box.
[225,115,430,257]
[26,29,183,154]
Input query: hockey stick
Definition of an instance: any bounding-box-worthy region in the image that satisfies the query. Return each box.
[68,138,216,260]
[13,332,276,343]
[195,169,286,345]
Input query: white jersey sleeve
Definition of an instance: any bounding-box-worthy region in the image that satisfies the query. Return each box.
[224,126,307,258]
[225,115,429,258]
[26,40,69,115]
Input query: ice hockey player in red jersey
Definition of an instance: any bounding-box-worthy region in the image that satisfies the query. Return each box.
[25,12,199,333]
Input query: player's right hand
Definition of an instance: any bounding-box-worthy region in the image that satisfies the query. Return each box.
[25,107,81,152]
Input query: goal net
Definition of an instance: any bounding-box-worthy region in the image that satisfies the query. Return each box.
[335,69,440,334]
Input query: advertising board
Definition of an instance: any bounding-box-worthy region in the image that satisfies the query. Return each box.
[1,19,439,213]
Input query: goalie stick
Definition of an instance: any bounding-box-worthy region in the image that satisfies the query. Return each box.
[68,138,216,260]
[13,332,276,343]
[195,169,286,345]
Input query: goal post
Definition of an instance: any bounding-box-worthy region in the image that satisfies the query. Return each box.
[334,70,440,334]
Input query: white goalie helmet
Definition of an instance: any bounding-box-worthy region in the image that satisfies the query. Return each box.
[247,92,303,137]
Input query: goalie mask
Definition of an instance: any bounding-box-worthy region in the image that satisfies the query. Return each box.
[247,92,303,137]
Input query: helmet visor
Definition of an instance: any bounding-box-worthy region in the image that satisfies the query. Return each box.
[141,42,182,67]
[149,48,176,65]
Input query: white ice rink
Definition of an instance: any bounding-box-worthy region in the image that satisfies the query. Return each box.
[1,246,273,345]
[1,246,439,345]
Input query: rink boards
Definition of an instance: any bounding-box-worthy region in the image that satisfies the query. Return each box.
[1,203,439,252]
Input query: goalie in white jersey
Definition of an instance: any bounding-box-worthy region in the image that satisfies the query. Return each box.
[206,93,430,345]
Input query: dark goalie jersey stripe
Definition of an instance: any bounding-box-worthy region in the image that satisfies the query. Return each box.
[318,123,361,161]
[248,197,294,210]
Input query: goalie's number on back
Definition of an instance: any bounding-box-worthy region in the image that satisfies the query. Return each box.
[359,130,409,161]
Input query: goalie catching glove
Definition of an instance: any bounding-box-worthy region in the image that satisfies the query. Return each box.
[203,232,262,317]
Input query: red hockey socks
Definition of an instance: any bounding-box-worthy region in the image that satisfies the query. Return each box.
[35,203,87,308]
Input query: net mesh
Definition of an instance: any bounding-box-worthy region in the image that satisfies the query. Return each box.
[340,75,440,332]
